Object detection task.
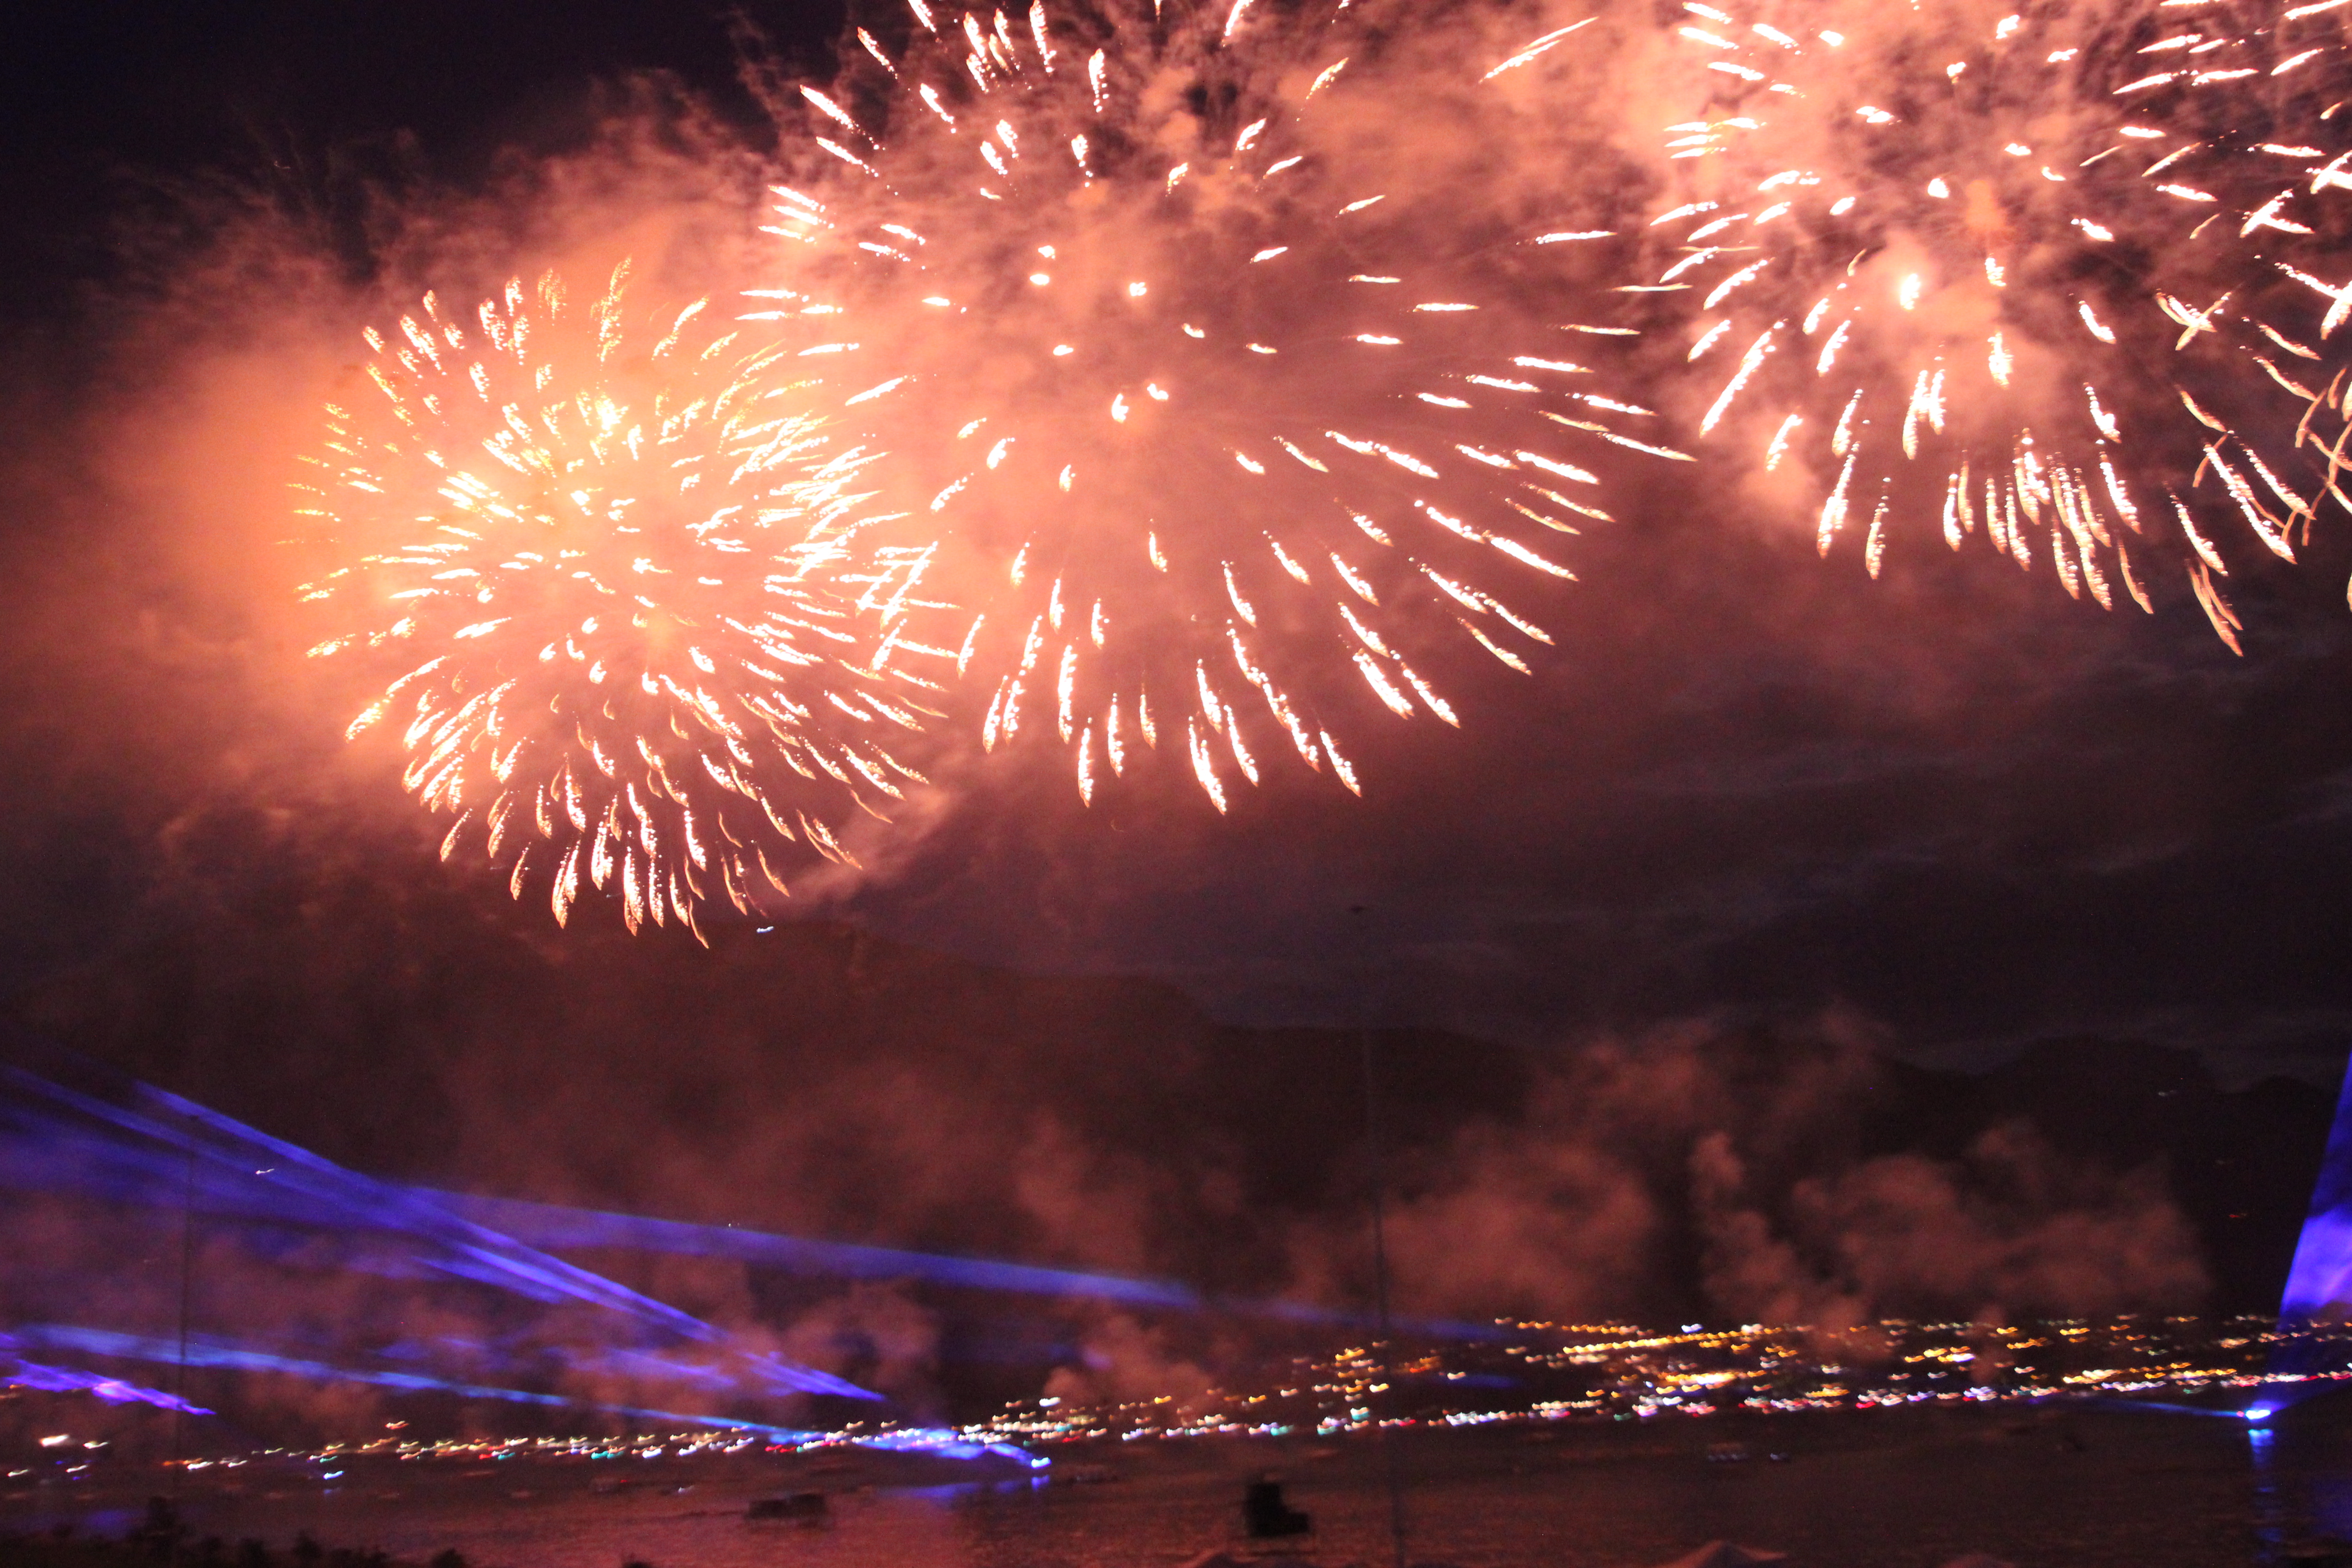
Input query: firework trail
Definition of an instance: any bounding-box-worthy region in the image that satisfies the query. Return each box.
[772,0,1669,809]
[296,265,955,938]
[1642,0,2352,647]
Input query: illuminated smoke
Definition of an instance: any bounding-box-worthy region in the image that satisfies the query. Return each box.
[1644,0,2352,647]
[296,264,956,938]
[777,0,1668,808]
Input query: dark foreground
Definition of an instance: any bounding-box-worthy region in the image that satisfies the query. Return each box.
[8,1399,2352,1568]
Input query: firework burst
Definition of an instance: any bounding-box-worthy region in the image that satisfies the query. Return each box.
[775,0,1669,809]
[296,265,952,938]
[1644,0,2352,644]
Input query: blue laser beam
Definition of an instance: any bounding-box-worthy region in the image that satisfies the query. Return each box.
[0,1067,880,1401]
[418,1189,1508,1341]
[2282,1050,2352,1321]
[2262,1052,2352,1416]
[11,1324,812,1441]
[0,1335,211,1415]
[8,1323,1039,1465]
[1,1073,1501,1341]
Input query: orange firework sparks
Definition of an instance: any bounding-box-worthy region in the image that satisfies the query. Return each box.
[1644,0,2352,647]
[2136,7,2352,644]
[292,1,2352,932]
[775,0,1672,808]
[294,264,955,938]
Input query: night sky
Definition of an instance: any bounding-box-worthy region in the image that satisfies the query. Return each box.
[3,0,2351,1366]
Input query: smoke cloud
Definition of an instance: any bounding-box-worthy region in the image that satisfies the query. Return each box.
[1691,1121,2205,1331]
[1307,1019,2208,1332]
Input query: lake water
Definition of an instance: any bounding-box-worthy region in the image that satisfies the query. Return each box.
[11,1400,2350,1567]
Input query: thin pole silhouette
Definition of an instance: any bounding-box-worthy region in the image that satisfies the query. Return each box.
[1352,905,1408,1568]
[168,1118,196,1563]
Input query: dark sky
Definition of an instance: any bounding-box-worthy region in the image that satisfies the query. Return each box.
[3,0,2351,1096]
[0,3,820,318]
